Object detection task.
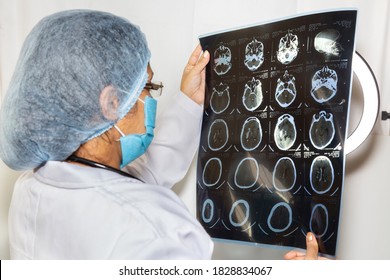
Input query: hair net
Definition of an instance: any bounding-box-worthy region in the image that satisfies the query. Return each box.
[0,9,151,170]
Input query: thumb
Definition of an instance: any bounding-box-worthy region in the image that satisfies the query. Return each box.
[193,50,210,73]
[305,232,319,260]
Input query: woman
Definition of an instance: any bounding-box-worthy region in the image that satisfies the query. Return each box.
[0,9,320,260]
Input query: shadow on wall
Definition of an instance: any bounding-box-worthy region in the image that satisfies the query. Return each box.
[0,161,21,259]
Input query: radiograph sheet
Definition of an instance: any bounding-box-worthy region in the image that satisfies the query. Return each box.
[197,10,357,256]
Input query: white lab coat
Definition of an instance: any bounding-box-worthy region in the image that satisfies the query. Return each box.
[8,93,213,259]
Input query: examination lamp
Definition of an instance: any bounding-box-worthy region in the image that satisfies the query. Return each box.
[345,52,380,155]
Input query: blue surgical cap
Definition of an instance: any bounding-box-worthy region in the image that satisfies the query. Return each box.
[0,10,151,170]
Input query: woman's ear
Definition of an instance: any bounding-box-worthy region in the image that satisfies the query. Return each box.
[99,85,119,121]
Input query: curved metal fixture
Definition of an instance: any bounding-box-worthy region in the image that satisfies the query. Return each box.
[345,52,380,154]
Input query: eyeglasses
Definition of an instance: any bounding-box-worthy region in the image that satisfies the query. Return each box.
[144,82,164,98]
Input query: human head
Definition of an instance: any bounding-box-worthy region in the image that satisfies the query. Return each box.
[0,9,151,170]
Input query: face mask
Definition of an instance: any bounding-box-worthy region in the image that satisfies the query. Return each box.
[114,96,157,169]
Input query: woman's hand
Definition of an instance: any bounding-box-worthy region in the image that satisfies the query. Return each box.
[284,232,330,260]
[180,44,210,105]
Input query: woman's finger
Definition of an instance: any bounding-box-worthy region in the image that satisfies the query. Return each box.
[305,232,319,260]
[187,44,203,67]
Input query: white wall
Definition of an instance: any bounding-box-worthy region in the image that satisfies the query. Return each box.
[1,0,389,259]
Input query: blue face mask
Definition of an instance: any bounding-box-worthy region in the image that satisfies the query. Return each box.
[114,96,157,169]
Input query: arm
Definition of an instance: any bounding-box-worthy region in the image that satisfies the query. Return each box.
[124,45,210,187]
[127,93,203,187]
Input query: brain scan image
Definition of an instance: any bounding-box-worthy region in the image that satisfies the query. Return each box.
[277,31,299,65]
[274,114,297,151]
[309,111,335,149]
[210,82,230,114]
[240,117,262,151]
[202,198,215,224]
[310,156,334,194]
[213,44,232,75]
[272,157,296,192]
[309,204,329,238]
[234,157,259,189]
[314,29,343,57]
[267,202,292,233]
[242,77,263,111]
[197,10,357,256]
[202,157,222,187]
[311,65,338,103]
[275,70,297,108]
[244,38,264,71]
[229,199,250,227]
[207,119,229,151]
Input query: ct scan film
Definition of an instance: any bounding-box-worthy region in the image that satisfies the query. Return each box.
[197,10,357,256]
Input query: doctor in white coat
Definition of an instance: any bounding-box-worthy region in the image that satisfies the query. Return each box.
[0,9,321,260]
